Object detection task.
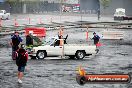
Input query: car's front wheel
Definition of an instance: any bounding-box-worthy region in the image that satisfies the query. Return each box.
[36,51,46,59]
[75,51,85,60]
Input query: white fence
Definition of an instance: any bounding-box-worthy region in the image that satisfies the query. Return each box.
[102,31,124,40]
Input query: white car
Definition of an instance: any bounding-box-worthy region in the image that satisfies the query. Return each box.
[0,10,10,20]
[31,37,98,60]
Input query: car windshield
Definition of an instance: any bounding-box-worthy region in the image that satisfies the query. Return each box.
[42,37,56,45]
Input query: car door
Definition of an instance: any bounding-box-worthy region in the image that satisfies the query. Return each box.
[47,40,63,56]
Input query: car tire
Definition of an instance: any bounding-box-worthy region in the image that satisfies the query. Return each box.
[36,51,46,59]
[75,51,85,60]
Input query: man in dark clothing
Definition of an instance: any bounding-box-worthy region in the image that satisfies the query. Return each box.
[26,34,33,46]
[16,44,28,84]
[92,32,100,45]
[10,31,22,60]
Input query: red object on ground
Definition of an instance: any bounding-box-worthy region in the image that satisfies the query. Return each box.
[86,32,88,41]
[25,27,46,37]
[96,42,102,47]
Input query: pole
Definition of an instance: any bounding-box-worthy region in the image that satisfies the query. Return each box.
[97,0,101,21]
[97,9,100,21]
[80,0,82,24]
[60,0,63,22]
[86,26,89,42]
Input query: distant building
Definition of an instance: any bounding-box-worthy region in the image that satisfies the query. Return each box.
[21,0,60,3]
[0,0,10,12]
[80,0,99,14]
[100,0,132,16]
[22,0,78,4]
[1,0,132,15]
[80,0,132,16]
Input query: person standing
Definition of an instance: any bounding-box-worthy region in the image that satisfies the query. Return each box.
[16,44,28,84]
[58,26,64,39]
[10,31,22,60]
[92,32,100,45]
[26,33,33,46]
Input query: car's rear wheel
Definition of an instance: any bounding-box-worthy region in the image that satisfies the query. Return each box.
[36,51,46,59]
[75,51,85,60]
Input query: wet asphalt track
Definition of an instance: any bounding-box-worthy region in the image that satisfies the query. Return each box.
[0,27,132,88]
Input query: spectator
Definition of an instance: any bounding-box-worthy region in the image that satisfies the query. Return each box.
[10,31,22,60]
[92,32,100,45]
[26,32,33,46]
[16,44,28,84]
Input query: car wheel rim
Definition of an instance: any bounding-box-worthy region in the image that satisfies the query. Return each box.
[78,52,84,58]
[38,52,44,58]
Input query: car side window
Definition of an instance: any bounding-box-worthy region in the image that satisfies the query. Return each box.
[54,40,60,46]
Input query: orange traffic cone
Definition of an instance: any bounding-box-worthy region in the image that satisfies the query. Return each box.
[78,66,86,76]
[14,19,18,27]
[86,31,88,41]
[28,18,31,24]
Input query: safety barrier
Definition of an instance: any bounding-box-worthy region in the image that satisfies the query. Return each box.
[102,31,124,39]
[25,27,46,37]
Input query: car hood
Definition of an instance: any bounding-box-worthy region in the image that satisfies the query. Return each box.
[33,45,50,50]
